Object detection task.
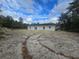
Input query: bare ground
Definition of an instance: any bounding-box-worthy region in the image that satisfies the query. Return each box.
[0,30,79,59]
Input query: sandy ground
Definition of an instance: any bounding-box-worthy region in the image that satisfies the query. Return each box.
[0,30,79,59]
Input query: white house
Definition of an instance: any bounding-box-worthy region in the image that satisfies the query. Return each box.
[28,23,55,31]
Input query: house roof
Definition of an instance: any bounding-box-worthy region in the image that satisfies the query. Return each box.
[28,23,56,26]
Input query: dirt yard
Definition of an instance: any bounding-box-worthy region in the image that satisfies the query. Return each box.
[0,30,79,59]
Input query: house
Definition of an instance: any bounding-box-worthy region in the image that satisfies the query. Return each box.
[28,23,55,31]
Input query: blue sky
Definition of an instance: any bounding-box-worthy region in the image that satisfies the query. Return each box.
[0,0,73,24]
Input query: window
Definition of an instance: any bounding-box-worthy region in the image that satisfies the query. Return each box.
[43,26,45,30]
[35,27,37,30]
[49,26,51,29]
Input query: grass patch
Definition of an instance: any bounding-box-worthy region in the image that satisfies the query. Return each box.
[0,28,5,39]
[0,31,5,35]
[0,35,5,38]
[0,33,5,39]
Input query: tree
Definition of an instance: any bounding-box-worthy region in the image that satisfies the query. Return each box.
[0,15,28,29]
[58,13,72,31]
[58,0,79,32]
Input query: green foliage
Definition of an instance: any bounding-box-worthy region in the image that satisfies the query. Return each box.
[59,0,79,32]
[0,15,28,29]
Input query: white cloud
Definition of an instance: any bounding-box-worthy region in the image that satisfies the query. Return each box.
[0,0,74,24]
[0,0,35,24]
[49,0,73,23]
[23,16,33,24]
[49,17,59,23]
[33,20,50,24]
[50,0,73,15]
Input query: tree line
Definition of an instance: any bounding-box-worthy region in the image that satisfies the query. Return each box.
[0,15,28,29]
[58,0,79,32]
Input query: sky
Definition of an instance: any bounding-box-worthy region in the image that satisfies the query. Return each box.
[0,0,73,24]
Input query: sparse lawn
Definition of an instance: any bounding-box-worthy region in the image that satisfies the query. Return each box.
[0,29,5,39]
[0,28,11,39]
[0,29,79,59]
[0,28,5,34]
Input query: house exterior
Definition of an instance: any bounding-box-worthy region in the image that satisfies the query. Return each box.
[28,23,55,31]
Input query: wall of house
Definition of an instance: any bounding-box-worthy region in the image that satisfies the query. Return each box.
[28,25,55,31]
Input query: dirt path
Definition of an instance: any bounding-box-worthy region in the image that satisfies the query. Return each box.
[27,33,70,59]
[0,30,79,59]
[0,30,35,59]
[27,31,79,59]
